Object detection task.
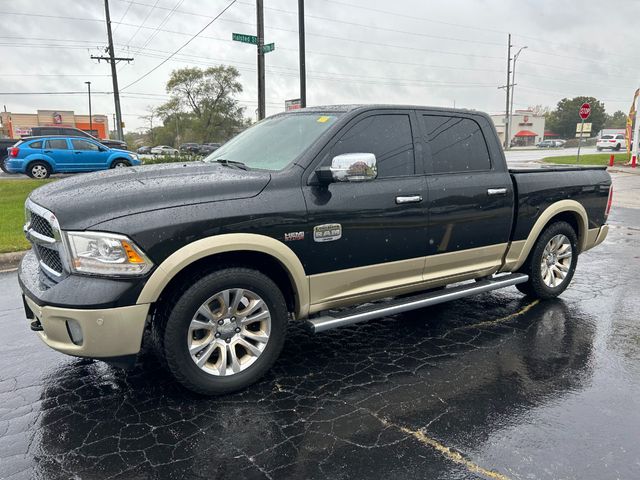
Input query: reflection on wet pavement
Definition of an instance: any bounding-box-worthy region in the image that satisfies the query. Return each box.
[1,207,639,480]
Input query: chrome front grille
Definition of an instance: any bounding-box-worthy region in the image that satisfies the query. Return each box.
[29,212,54,238]
[25,199,66,279]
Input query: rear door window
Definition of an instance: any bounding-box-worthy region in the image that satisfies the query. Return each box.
[71,139,100,151]
[331,114,415,178]
[421,115,491,173]
[45,139,69,150]
[616,134,625,139]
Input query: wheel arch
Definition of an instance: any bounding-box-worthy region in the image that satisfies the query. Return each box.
[110,157,131,167]
[25,156,54,173]
[137,233,310,319]
[502,200,588,272]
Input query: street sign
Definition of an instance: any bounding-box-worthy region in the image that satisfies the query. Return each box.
[285,98,302,111]
[262,43,275,54]
[579,102,591,120]
[232,33,258,45]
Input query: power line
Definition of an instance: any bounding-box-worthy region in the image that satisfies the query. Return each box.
[0,11,104,22]
[112,0,134,34]
[122,0,161,47]
[120,0,238,91]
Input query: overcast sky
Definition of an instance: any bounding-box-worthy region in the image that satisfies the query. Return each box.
[1,0,639,133]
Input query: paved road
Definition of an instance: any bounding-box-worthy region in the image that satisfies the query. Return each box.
[1,205,639,479]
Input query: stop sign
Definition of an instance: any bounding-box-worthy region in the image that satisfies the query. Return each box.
[579,103,591,120]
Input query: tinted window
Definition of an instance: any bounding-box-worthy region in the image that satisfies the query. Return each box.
[65,128,91,138]
[71,139,100,151]
[332,114,414,177]
[616,134,625,139]
[422,115,490,173]
[601,135,613,139]
[29,141,43,149]
[39,128,59,135]
[45,139,68,150]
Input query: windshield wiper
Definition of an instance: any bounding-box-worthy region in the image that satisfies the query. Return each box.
[214,159,248,170]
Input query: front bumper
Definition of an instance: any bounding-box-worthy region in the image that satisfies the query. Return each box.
[19,250,151,359]
[24,295,149,358]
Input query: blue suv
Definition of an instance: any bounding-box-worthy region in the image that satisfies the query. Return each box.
[5,137,141,178]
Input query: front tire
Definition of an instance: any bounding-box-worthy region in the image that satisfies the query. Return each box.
[27,161,51,179]
[111,159,130,168]
[158,268,288,395]
[516,221,578,299]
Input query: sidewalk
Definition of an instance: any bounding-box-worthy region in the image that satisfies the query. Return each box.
[609,165,640,175]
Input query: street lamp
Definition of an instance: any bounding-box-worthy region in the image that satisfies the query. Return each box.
[508,46,527,146]
[85,81,93,137]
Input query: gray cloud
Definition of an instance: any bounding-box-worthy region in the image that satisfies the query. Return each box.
[1,0,638,133]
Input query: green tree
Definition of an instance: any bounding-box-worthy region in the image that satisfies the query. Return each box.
[546,97,607,138]
[604,110,627,129]
[162,66,248,143]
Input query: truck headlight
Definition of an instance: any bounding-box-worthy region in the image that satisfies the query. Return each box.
[65,231,153,276]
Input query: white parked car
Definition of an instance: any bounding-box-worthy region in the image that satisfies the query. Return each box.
[151,145,179,155]
[597,134,626,151]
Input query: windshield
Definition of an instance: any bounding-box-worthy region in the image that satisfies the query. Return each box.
[203,113,342,171]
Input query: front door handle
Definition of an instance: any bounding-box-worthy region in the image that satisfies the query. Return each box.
[487,188,508,196]
[396,195,422,204]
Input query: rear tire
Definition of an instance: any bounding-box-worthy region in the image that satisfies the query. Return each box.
[26,161,51,179]
[615,143,621,151]
[158,268,288,395]
[0,155,8,173]
[516,221,578,299]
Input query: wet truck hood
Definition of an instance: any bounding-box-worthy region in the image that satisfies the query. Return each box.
[28,162,271,230]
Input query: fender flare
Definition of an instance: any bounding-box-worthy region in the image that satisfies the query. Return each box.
[137,233,310,318]
[25,156,55,173]
[502,200,588,272]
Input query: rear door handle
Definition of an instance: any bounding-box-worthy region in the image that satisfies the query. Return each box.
[44,150,52,153]
[396,195,422,204]
[487,188,508,196]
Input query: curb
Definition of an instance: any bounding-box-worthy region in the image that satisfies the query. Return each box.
[608,167,640,175]
[0,250,28,272]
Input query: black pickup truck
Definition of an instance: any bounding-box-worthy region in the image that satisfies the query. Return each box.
[18,105,612,395]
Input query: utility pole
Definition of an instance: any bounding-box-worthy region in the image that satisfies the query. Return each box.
[91,0,133,141]
[256,0,266,120]
[85,81,93,137]
[298,0,306,108]
[509,46,527,144]
[504,34,512,149]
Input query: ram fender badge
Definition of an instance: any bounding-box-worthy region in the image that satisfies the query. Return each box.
[313,223,342,242]
[284,231,305,242]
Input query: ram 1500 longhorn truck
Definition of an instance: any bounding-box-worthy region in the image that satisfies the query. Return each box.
[18,105,612,395]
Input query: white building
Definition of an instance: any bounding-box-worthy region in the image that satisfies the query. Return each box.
[490,110,548,147]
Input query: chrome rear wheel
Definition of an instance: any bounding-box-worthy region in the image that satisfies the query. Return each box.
[540,234,573,288]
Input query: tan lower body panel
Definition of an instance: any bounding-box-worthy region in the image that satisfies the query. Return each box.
[308,244,507,315]
[25,296,150,358]
[584,225,609,251]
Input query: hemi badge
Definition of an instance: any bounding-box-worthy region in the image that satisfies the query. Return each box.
[284,231,305,242]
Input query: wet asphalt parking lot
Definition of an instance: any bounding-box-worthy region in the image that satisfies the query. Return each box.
[1,204,640,479]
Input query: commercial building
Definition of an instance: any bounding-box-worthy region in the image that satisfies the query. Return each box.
[0,110,110,140]
[491,109,548,147]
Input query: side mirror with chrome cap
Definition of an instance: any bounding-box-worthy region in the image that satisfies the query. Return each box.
[316,152,378,183]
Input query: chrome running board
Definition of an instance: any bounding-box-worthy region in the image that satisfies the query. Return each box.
[306,273,529,333]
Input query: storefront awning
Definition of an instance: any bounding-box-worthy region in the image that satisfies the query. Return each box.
[514,130,537,137]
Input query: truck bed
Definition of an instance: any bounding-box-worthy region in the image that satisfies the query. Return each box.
[509,165,608,173]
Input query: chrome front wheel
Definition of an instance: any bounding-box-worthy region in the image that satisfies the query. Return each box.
[540,234,573,288]
[188,288,271,376]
